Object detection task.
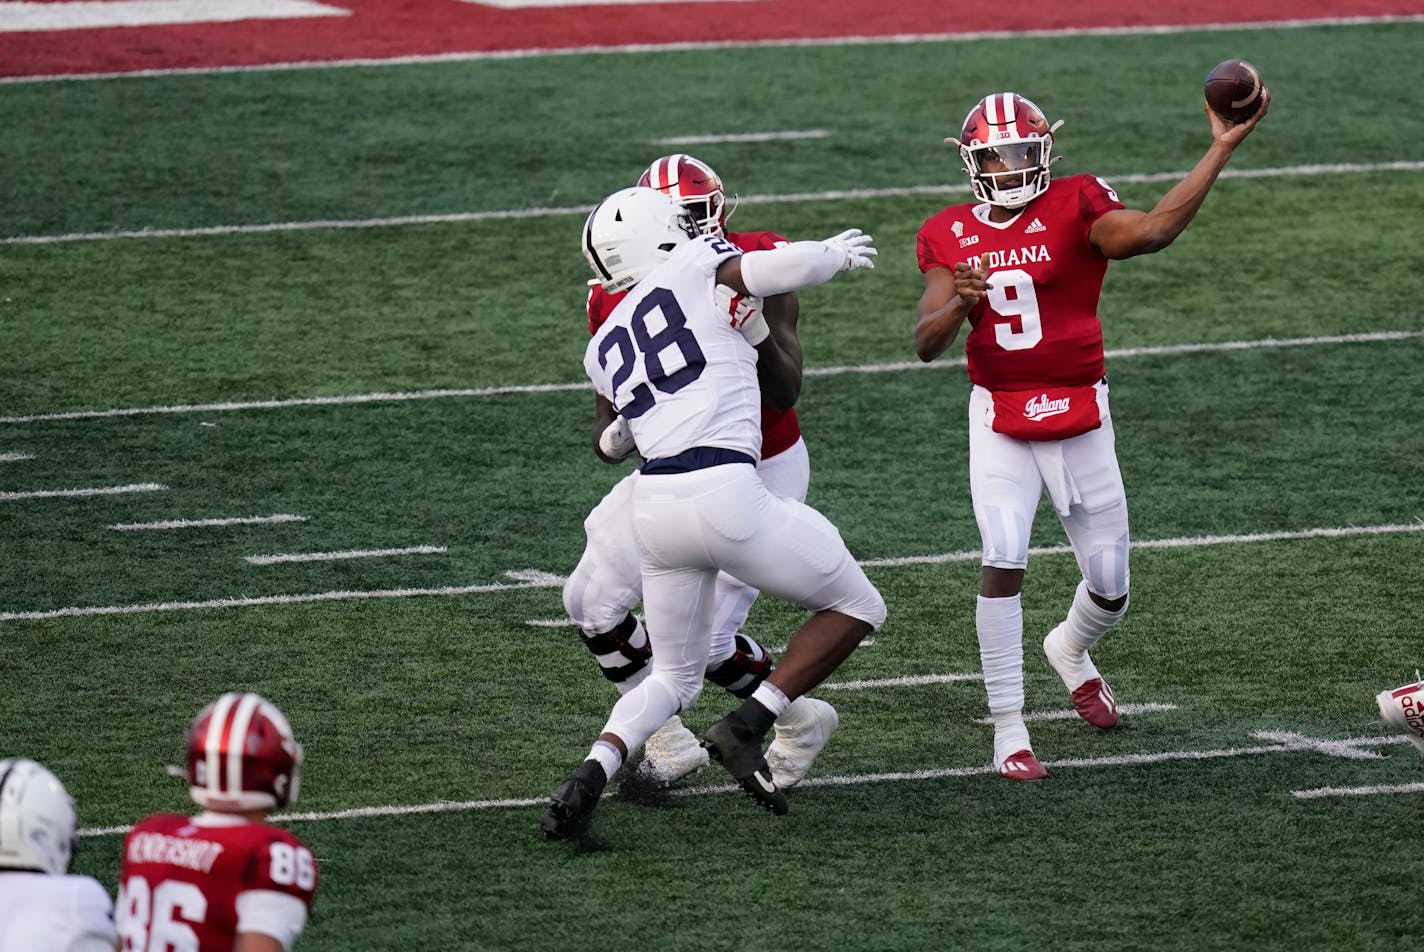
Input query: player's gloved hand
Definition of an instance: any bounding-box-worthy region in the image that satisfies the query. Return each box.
[824,228,878,272]
[713,283,769,345]
[598,415,636,460]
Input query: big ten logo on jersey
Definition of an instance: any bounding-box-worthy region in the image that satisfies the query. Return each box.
[952,221,979,248]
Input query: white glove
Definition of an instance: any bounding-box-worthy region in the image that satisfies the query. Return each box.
[824,228,877,272]
[713,283,769,346]
[598,415,636,460]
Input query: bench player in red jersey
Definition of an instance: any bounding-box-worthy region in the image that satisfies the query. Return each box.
[118,693,318,950]
[562,154,838,790]
[914,88,1269,780]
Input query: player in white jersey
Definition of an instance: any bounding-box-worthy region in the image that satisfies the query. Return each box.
[0,758,118,952]
[541,187,886,841]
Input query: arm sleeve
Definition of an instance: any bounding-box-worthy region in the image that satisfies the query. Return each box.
[739,241,844,297]
[236,890,310,950]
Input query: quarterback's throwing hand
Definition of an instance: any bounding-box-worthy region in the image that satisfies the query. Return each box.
[825,228,878,271]
[714,283,770,345]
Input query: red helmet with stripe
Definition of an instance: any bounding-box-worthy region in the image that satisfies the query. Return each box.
[637,154,734,236]
[949,92,1061,209]
[184,692,302,812]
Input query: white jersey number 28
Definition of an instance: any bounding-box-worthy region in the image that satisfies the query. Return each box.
[596,286,707,418]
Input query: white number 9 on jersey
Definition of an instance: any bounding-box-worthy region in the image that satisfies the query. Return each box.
[984,267,1043,351]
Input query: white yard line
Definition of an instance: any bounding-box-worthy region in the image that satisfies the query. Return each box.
[8,15,1422,85]
[0,451,34,461]
[245,545,447,565]
[1292,780,1424,800]
[822,673,982,690]
[655,129,829,145]
[6,521,1420,622]
[74,729,1417,837]
[4,330,1419,426]
[3,162,1420,246]
[109,513,306,531]
[0,482,165,500]
[972,702,1177,724]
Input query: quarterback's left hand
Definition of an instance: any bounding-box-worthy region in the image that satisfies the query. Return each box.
[714,283,770,345]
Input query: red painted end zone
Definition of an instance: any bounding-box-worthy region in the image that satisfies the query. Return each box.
[1,0,1420,78]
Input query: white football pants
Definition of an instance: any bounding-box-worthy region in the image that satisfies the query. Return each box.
[968,381,1130,600]
[599,460,885,751]
[562,438,811,659]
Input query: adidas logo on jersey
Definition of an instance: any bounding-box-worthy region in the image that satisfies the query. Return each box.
[1025,218,1047,234]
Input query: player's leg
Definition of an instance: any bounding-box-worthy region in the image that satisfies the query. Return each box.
[697,467,886,809]
[969,385,1048,780]
[543,482,720,840]
[703,439,838,788]
[1044,406,1130,729]
[560,472,704,781]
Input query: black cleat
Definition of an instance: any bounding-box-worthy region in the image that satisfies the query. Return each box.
[702,713,788,815]
[540,760,608,841]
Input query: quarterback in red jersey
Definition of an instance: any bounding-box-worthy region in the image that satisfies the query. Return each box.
[118,693,318,951]
[914,88,1269,780]
[562,154,838,794]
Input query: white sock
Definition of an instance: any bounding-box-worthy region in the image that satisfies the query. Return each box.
[977,594,1030,764]
[751,681,791,720]
[1061,580,1127,655]
[587,742,622,780]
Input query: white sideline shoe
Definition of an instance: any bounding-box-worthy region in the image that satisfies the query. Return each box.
[766,697,838,789]
[1377,676,1424,756]
[637,716,709,784]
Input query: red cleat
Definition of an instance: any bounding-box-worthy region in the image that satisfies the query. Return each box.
[997,749,1047,781]
[1070,678,1119,729]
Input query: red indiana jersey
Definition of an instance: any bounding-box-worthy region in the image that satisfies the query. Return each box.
[587,229,803,460]
[118,812,318,951]
[917,174,1124,390]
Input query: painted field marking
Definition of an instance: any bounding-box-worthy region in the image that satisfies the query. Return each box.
[10,14,1423,85]
[464,0,766,6]
[973,702,1177,724]
[0,482,165,501]
[6,522,1421,623]
[4,161,1420,246]
[109,513,306,531]
[822,673,982,690]
[3,330,1419,426]
[1293,780,1424,800]
[74,729,1417,837]
[655,130,830,145]
[245,545,447,565]
[0,451,34,461]
[0,0,348,32]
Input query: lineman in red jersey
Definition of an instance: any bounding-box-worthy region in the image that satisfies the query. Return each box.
[118,693,318,951]
[914,89,1269,780]
[563,154,838,791]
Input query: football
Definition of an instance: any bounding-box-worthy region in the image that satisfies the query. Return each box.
[1204,58,1264,124]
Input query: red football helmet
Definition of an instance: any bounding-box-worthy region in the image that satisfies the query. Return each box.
[948,92,1062,209]
[184,692,302,812]
[637,154,734,236]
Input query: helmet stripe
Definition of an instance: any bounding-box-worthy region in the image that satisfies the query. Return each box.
[225,693,262,798]
[665,154,689,200]
[1002,92,1017,124]
[204,692,240,799]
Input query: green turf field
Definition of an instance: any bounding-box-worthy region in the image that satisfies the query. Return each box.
[2,21,1422,951]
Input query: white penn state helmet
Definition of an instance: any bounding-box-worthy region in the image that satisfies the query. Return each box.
[582,186,701,294]
[0,758,78,875]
